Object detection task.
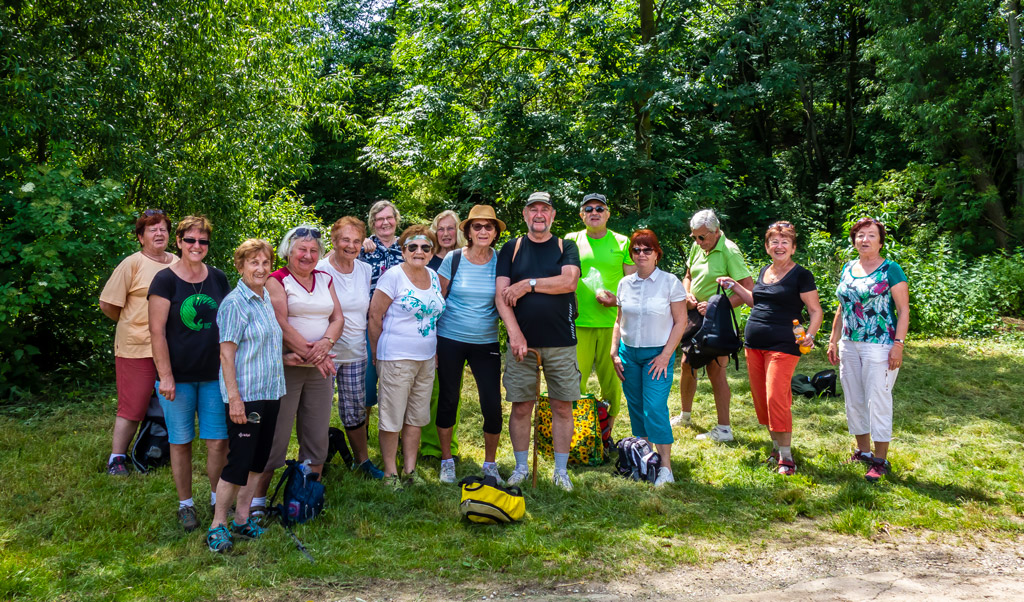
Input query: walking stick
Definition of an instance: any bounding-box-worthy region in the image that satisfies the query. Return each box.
[524,348,542,489]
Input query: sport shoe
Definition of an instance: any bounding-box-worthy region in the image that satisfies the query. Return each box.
[654,467,674,487]
[403,470,425,487]
[439,461,456,484]
[552,469,573,492]
[177,505,199,532]
[106,456,129,476]
[230,516,265,540]
[506,467,530,487]
[695,426,734,442]
[670,413,692,427]
[845,449,874,465]
[865,458,891,483]
[383,474,403,490]
[206,525,233,553]
[356,459,385,480]
[777,458,797,476]
[481,463,504,485]
[248,504,266,526]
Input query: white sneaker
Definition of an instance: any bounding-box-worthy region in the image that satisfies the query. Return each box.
[654,467,674,487]
[552,469,574,492]
[439,461,456,484]
[670,413,692,427]
[506,467,530,487]
[695,425,734,442]
[481,464,504,485]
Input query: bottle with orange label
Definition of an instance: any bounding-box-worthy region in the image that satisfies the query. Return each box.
[792,320,812,354]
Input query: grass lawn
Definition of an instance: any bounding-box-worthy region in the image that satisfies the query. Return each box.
[2,338,1023,601]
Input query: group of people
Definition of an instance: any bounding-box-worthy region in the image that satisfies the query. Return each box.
[98,195,909,553]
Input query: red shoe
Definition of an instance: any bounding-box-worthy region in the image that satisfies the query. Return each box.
[777,458,797,476]
[865,458,891,482]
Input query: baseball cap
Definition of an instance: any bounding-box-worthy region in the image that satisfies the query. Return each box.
[580,193,607,208]
[526,191,552,207]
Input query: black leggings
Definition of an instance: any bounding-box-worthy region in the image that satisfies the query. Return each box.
[436,336,502,434]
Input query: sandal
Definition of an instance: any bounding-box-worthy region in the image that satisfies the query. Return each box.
[777,458,797,476]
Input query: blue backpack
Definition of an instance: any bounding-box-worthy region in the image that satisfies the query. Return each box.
[270,460,325,526]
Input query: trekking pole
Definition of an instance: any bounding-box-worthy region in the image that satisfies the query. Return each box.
[280,521,315,563]
[525,348,542,489]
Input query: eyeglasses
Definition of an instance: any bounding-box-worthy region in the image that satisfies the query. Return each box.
[631,246,655,256]
[143,209,165,217]
[181,237,210,246]
[247,412,261,424]
[374,214,396,223]
[583,206,607,214]
[292,227,322,240]
[405,243,433,253]
[471,222,495,232]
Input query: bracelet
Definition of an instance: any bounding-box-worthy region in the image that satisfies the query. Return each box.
[322,336,334,345]
[893,338,905,345]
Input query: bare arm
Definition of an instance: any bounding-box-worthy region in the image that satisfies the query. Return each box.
[219,341,247,425]
[610,307,625,381]
[888,281,910,369]
[148,295,175,401]
[99,300,122,322]
[622,262,638,277]
[367,289,393,360]
[827,306,843,366]
[495,275,527,361]
[801,289,825,342]
[647,300,688,380]
[439,276,451,298]
[502,264,581,307]
[729,277,755,308]
[716,276,754,307]
[683,269,697,309]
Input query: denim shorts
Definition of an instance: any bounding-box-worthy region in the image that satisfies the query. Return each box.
[156,380,228,444]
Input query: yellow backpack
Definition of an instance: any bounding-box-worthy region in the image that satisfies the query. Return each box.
[458,475,525,524]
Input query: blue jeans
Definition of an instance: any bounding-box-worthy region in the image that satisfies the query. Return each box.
[364,331,379,407]
[156,380,227,444]
[618,343,675,445]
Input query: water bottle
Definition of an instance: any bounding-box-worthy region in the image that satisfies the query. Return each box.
[792,320,812,354]
[298,459,313,477]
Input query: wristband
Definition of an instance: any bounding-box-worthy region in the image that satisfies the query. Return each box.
[893,338,904,345]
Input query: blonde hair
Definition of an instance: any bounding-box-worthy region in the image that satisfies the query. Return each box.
[431,209,465,249]
[176,215,212,239]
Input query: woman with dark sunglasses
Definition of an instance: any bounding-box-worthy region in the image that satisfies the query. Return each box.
[148,215,231,532]
[249,225,344,515]
[368,225,446,488]
[611,229,688,487]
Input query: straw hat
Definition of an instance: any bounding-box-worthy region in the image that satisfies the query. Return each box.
[459,205,506,233]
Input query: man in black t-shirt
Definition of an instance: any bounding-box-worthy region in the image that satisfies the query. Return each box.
[496,191,582,491]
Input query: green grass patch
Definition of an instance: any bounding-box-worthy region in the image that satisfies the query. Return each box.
[1,338,1023,600]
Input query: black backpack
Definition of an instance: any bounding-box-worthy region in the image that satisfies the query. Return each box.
[130,395,170,473]
[270,460,325,526]
[614,437,661,484]
[811,369,838,397]
[685,284,742,371]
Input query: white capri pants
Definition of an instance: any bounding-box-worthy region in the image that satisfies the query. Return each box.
[839,340,900,442]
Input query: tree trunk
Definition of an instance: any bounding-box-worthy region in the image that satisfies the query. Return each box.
[635,0,656,162]
[798,74,828,182]
[961,138,1009,248]
[1004,0,1024,213]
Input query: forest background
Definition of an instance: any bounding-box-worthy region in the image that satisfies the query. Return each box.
[4,0,1024,397]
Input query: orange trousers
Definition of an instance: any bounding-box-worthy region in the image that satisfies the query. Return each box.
[744,348,800,433]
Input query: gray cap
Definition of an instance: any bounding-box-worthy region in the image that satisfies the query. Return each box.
[526,191,552,207]
[580,193,608,208]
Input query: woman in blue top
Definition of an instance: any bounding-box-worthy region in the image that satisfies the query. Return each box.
[434,205,506,484]
[826,218,910,483]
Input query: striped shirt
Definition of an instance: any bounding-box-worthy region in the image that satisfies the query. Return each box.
[217,280,286,403]
[437,249,499,344]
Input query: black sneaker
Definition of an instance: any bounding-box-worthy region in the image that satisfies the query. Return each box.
[106,456,129,476]
[177,505,199,532]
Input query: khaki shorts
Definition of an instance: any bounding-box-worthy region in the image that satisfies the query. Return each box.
[503,345,582,403]
[377,358,435,432]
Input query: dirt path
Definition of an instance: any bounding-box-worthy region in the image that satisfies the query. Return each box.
[318,525,1024,602]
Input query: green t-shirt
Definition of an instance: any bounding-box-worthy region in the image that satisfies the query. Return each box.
[687,234,751,318]
[565,229,633,328]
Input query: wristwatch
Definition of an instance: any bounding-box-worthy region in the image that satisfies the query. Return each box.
[529,279,537,293]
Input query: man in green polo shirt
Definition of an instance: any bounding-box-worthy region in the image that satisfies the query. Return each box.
[565,193,635,437]
[676,209,753,442]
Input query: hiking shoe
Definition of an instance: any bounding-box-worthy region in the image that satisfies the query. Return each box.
[845,449,874,465]
[383,474,403,490]
[552,469,574,492]
[248,504,266,526]
[230,516,265,540]
[670,413,692,427]
[177,505,199,532]
[439,461,456,484]
[777,458,797,476]
[106,456,129,476]
[506,467,530,487]
[865,458,891,483]
[403,470,425,487]
[481,464,504,485]
[696,426,734,442]
[206,525,233,553]
[356,459,385,480]
[654,467,675,487]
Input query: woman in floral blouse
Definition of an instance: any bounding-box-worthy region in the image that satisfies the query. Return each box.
[827,218,910,483]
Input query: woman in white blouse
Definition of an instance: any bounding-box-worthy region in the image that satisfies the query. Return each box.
[611,229,688,487]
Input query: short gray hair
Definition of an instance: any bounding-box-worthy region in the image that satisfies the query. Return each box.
[431,209,465,249]
[367,200,401,235]
[690,209,721,232]
[277,225,324,260]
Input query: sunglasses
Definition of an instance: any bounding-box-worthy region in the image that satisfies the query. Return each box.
[247,412,261,424]
[181,237,210,246]
[471,222,495,232]
[143,208,165,217]
[631,246,655,256]
[769,221,795,229]
[583,206,607,214]
[690,233,708,242]
[292,227,322,240]
[405,243,433,253]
